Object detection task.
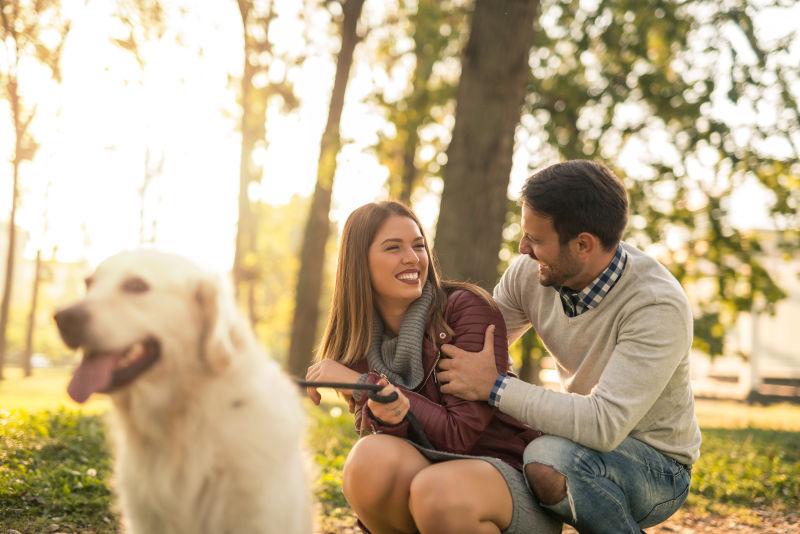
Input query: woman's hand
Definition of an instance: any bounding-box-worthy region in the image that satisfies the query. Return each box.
[305,359,362,404]
[367,378,410,425]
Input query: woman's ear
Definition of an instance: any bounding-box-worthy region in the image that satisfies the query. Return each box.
[195,275,236,373]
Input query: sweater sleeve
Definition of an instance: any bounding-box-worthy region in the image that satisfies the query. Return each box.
[497,301,692,452]
[361,290,511,454]
[493,255,535,345]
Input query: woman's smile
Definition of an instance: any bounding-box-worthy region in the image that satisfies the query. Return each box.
[396,269,421,285]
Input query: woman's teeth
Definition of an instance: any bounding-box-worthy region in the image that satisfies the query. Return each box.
[397,272,419,281]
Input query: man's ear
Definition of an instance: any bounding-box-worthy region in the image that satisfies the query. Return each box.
[195,275,236,373]
[574,232,599,258]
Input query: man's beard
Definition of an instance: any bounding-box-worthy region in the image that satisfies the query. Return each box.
[536,248,581,288]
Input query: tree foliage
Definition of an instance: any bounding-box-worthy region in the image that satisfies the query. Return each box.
[287,0,366,378]
[0,0,71,379]
[233,0,300,321]
[110,0,169,246]
[519,0,799,355]
[369,0,468,204]
[434,0,539,291]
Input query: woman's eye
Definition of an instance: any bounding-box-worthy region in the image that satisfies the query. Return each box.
[385,246,399,251]
[413,244,426,249]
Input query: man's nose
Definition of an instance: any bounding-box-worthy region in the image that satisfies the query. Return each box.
[519,240,537,260]
[54,304,90,349]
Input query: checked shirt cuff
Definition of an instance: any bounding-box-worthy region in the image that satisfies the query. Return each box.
[488,374,509,407]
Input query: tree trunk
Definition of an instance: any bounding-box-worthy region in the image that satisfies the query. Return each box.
[434,0,538,291]
[138,146,162,245]
[398,134,417,205]
[0,78,23,381]
[286,0,365,377]
[232,0,270,314]
[22,249,42,378]
[391,0,450,205]
[517,329,542,385]
[0,165,18,381]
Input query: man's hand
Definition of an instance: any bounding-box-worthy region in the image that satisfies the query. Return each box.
[437,324,499,401]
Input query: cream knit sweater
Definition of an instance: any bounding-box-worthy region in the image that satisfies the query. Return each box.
[494,243,701,464]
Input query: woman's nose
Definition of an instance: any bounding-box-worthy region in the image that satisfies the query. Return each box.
[402,247,420,264]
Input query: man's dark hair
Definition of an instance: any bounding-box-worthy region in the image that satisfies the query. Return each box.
[521,160,628,250]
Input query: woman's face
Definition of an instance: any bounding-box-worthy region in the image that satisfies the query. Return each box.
[368,215,429,308]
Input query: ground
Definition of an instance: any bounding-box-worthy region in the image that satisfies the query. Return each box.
[1,366,799,533]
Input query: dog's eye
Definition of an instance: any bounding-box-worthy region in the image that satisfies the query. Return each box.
[122,277,150,293]
[84,277,94,289]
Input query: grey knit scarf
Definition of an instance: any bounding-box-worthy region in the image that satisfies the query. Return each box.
[367,282,434,390]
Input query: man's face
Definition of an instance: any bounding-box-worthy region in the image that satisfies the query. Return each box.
[519,204,581,288]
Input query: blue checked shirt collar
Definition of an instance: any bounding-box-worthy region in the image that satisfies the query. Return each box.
[558,244,627,317]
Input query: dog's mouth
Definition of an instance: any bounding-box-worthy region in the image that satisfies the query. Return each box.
[67,338,161,403]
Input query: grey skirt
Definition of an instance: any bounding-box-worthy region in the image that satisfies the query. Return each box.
[409,442,562,534]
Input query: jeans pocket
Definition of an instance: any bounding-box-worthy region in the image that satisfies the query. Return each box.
[638,475,690,528]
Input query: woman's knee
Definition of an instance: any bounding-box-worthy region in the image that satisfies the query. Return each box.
[409,461,512,532]
[408,467,467,528]
[344,435,397,496]
[343,434,425,505]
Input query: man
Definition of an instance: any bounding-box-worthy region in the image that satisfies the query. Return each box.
[437,160,701,533]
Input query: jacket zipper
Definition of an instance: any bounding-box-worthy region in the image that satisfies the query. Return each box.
[417,349,441,391]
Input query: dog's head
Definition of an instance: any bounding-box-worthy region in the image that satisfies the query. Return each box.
[54,249,241,404]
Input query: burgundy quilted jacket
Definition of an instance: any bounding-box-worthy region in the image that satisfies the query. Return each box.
[350,288,542,471]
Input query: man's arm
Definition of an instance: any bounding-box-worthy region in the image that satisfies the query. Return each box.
[437,255,536,400]
[492,255,535,345]
[440,303,692,453]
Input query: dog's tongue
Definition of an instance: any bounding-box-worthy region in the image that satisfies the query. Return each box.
[67,352,122,403]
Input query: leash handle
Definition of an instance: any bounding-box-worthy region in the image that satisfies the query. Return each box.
[297,378,432,448]
[296,379,398,403]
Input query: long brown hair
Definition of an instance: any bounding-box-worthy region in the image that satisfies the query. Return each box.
[317,201,493,365]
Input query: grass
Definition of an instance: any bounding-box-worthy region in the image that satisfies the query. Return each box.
[0,366,109,414]
[1,368,799,532]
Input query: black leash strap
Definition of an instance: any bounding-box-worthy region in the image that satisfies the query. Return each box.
[297,379,434,450]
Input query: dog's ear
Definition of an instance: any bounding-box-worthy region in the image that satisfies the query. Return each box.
[195,275,238,373]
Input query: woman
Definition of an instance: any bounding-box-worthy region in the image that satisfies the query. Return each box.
[306,201,560,534]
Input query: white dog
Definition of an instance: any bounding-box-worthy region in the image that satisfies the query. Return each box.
[54,250,311,534]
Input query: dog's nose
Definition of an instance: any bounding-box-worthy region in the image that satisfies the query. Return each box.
[54,305,90,349]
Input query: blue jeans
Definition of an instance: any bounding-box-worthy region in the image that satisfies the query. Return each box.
[523,435,691,533]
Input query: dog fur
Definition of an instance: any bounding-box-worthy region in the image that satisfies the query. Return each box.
[55,250,311,533]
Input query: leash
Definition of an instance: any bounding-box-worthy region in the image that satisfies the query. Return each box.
[296,379,434,450]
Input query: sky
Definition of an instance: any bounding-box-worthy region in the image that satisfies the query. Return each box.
[0,0,795,274]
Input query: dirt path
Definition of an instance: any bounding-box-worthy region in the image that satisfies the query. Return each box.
[315,507,800,533]
[647,508,800,534]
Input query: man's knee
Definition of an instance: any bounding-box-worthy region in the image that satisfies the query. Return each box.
[523,436,583,505]
[525,462,567,505]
